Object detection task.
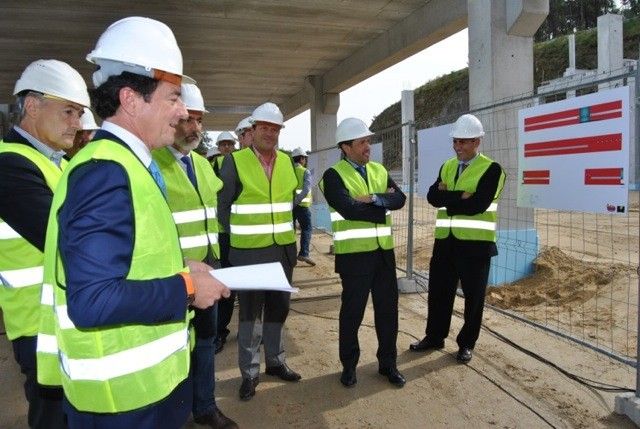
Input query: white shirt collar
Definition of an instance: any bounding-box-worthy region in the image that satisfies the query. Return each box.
[101,121,152,168]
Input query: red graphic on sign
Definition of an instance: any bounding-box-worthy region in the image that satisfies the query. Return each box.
[524,100,622,132]
[524,133,621,158]
[523,170,550,185]
[584,168,623,185]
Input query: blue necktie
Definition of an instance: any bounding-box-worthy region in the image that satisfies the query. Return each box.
[181,155,198,189]
[356,165,367,181]
[148,159,167,198]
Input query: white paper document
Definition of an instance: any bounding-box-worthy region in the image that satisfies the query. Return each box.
[209,262,298,293]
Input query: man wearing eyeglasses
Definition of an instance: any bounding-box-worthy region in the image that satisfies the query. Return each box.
[409,114,505,364]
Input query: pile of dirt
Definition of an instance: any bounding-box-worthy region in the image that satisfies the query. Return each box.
[487,246,633,309]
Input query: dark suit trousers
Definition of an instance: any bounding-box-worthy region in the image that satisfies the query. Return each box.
[425,244,491,349]
[12,336,66,429]
[339,251,398,370]
[216,233,236,339]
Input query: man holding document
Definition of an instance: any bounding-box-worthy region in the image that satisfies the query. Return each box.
[153,82,237,428]
[218,101,300,401]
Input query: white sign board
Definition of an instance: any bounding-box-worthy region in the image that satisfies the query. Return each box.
[517,86,630,214]
[417,123,455,194]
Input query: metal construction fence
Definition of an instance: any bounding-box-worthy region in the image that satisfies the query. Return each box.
[383,66,639,370]
[311,66,639,373]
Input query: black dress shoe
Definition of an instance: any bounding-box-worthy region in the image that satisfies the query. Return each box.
[239,377,259,401]
[265,363,301,382]
[409,337,445,352]
[378,367,406,387]
[340,367,357,387]
[194,408,239,429]
[456,347,472,363]
[214,338,224,354]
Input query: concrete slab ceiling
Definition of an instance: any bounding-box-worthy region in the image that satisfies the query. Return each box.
[0,0,467,129]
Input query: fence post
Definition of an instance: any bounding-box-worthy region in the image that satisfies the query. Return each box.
[398,90,418,293]
[633,48,640,398]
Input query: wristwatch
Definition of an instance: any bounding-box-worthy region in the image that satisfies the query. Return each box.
[179,272,195,305]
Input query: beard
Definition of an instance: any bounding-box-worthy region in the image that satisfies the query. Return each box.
[176,135,201,152]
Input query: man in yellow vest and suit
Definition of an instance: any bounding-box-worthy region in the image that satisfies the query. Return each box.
[153,83,238,429]
[37,17,229,429]
[409,114,505,364]
[321,118,406,388]
[218,102,301,401]
[0,59,89,429]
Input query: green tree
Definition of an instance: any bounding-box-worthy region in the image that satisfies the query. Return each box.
[535,0,619,41]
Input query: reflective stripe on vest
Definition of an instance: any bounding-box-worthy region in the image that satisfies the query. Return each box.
[60,328,188,382]
[0,142,65,340]
[38,139,190,413]
[295,164,312,207]
[324,160,394,254]
[229,148,297,248]
[153,148,222,261]
[434,154,505,242]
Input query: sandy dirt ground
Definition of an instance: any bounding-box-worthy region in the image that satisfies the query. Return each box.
[1,229,638,428]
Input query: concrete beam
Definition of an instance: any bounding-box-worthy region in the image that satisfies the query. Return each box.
[506,0,549,37]
[281,0,467,119]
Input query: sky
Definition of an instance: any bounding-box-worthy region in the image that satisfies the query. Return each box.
[208,28,469,152]
[279,29,469,152]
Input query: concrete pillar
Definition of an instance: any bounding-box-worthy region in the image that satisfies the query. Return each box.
[468,0,546,285]
[566,34,577,98]
[307,75,339,152]
[598,14,623,76]
[307,75,339,229]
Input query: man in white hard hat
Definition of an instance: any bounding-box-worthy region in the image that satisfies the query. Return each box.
[65,107,100,158]
[207,145,222,164]
[235,116,253,148]
[152,83,238,429]
[409,113,505,364]
[291,147,315,266]
[36,17,230,429]
[320,118,406,389]
[212,131,236,175]
[218,101,300,401]
[0,58,89,429]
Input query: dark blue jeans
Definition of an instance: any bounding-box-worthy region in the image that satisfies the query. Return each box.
[191,303,218,417]
[293,206,312,257]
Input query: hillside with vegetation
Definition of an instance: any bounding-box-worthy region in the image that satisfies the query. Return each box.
[370,16,639,168]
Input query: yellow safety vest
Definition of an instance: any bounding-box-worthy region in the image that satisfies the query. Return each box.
[0,142,66,340]
[322,160,394,254]
[153,148,222,260]
[229,148,297,248]
[38,139,191,413]
[434,154,505,242]
[295,164,312,208]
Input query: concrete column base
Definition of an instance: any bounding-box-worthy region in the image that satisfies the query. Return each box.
[614,392,640,426]
[398,277,420,294]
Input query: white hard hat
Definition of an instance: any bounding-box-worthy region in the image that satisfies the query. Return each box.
[13,59,90,107]
[207,146,220,157]
[87,16,194,87]
[181,83,208,113]
[336,118,373,144]
[250,102,284,128]
[291,147,308,158]
[450,114,485,139]
[80,108,99,130]
[216,131,236,144]
[235,116,253,135]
